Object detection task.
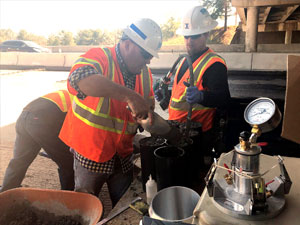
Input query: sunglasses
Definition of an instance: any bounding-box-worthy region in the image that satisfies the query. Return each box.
[139,46,153,60]
[184,34,203,40]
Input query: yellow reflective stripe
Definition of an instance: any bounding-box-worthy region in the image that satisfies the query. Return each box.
[102,48,114,79]
[169,105,212,112]
[74,97,114,120]
[170,59,188,102]
[144,68,151,100]
[100,48,115,115]
[73,106,137,134]
[193,105,214,110]
[171,96,182,103]
[193,53,213,83]
[172,53,222,103]
[73,97,137,134]
[57,90,68,112]
[170,99,212,111]
[74,57,103,74]
[96,97,104,113]
[42,90,68,112]
[196,55,222,83]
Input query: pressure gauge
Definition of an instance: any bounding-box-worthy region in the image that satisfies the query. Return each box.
[244,97,281,133]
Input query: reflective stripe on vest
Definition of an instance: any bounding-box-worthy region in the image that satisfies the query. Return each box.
[73,57,103,74]
[71,48,150,135]
[41,90,73,112]
[141,66,153,106]
[170,52,224,111]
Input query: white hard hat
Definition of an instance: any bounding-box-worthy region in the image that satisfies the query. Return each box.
[123,18,162,58]
[177,6,218,36]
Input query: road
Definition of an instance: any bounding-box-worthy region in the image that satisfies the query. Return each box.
[0,70,69,127]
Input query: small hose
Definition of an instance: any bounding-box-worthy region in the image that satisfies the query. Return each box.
[182,54,194,139]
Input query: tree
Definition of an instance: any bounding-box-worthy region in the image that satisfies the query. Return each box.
[75,29,109,45]
[201,0,232,31]
[59,31,75,46]
[16,30,47,45]
[161,17,181,41]
[17,30,29,40]
[0,29,16,43]
[47,34,61,46]
[107,29,123,45]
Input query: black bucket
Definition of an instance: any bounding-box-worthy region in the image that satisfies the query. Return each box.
[154,146,186,191]
[139,136,167,191]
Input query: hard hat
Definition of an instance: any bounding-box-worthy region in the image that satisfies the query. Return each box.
[123,18,162,58]
[176,6,218,36]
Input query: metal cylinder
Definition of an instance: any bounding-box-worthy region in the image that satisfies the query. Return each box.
[233,145,261,194]
[235,152,260,173]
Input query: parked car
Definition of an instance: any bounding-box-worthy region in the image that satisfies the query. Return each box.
[0,40,51,53]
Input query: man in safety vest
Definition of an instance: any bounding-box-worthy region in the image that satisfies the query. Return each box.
[0,90,74,192]
[156,6,231,175]
[59,18,162,207]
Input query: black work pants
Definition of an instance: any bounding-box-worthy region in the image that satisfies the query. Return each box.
[1,109,74,192]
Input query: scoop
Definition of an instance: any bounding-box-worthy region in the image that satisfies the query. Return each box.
[139,111,181,145]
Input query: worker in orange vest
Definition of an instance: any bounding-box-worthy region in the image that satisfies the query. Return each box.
[155,6,231,175]
[59,18,162,207]
[0,90,74,192]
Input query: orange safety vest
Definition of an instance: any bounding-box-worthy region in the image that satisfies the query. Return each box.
[168,48,226,132]
[59,47,154,162]
[41,90,73,112]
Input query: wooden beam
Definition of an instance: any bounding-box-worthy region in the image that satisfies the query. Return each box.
[236,7,247,24]
[285,30,293,44]
[232,0,300,7]
[243,21,300,31]
[262,7,272,24]
[280,5,299,22]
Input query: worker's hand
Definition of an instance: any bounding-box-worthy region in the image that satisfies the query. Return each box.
[186,86,204,104]
[127,93,151,121]
[135,110,154,126]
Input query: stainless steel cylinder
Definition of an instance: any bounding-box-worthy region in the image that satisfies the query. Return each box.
[233,145,261,194]
[234,169,255,194]
[235,152,260,173]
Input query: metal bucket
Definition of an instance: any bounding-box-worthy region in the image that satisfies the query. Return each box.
[149,186,200,224]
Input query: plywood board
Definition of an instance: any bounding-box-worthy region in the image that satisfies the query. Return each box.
[281,55,300,144]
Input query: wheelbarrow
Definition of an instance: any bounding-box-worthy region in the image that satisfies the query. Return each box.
[0,187,103,225]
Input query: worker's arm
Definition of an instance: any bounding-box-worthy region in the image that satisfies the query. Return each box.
[68,65,152,122]
[78,74,151,120]
[200,62,231,108]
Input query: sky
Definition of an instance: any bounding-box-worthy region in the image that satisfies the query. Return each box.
[0,0,237,37]
[0,0,202,37]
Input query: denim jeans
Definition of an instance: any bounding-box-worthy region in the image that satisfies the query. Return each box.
[74,156,133,207]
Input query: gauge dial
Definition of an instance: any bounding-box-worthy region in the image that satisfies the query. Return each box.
[244,98,276,125]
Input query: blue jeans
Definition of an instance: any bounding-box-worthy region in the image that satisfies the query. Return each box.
[74,156,133,207]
